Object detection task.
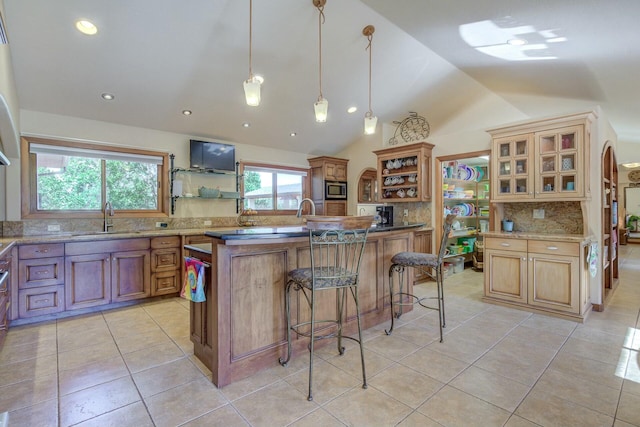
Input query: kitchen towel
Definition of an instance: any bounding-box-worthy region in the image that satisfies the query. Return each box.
[587,242,598,278]
[182,257,206,302]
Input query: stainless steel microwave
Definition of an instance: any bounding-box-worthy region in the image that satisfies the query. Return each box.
[325,181,347,199]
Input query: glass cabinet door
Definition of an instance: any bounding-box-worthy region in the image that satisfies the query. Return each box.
[493,135,533,200]
[535,126,582,198]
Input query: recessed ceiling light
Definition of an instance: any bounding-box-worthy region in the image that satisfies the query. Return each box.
[290,132,297,137]
[242,122,250,128]
[101,93,114,100]
[347,106,358,114]
[182,110,192,116]
[76,20,98,35]
[507,38,527,46]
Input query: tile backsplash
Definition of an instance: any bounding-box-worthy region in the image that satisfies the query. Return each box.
[502,201,583,234]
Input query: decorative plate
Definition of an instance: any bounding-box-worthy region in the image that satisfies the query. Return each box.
[629,169,640,183]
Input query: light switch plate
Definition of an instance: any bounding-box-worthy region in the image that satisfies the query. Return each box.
[47,224,61,231]
[204,220,212,226]
[533,209,545,219]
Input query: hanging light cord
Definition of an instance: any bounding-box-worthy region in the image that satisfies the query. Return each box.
[366,31,373,116]
[248,0,253,79]
[317,3,325,100]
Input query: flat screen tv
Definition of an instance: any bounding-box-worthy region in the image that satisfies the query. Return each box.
[189,140,236,172]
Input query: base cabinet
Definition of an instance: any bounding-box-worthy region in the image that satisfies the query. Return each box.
[0,247,14,349]
[150,236,182,296]
[111,250,151,302]
[18,243,65,318]
[413,229,433,282]
[484,236,588,319]
[65,253,111,310]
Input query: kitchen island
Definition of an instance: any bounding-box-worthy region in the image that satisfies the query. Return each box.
[184,223,425,387]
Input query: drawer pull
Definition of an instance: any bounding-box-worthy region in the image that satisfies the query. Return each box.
[160,241,171,245]
[36,249,49,253]
[34,298,50,304]
[500,243,511,247]
[36,270,49,274]
[546,246,559,250]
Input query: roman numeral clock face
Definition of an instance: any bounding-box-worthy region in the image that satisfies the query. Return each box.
[629,169,640,183]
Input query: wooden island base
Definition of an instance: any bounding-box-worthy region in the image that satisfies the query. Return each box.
[184,226,419,388]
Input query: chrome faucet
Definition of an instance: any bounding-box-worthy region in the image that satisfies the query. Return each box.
[296,198,316,217]
[103,201,114,232]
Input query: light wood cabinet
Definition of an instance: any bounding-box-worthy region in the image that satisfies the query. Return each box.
[308,156,348,182]
[489,114,593,201]
[357,168,377,203]
[374,142,434,202]
[484,236,589,319]
[413,229,432,282]
[600,143,619,308]
[150,236,181,296]
[308,156,348,216]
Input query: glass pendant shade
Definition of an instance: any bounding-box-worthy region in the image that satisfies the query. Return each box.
[364,113,377,135]
[243,76,261,106]
[314,97,328,122]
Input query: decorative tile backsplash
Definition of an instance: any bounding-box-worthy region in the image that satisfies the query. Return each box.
[503,201,583,234]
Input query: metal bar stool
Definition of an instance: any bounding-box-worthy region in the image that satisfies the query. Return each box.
[279,225,370,401]
[386,214,457,342]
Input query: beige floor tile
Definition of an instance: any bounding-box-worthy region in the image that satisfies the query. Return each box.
[616,391,640,426]
[173,333,195,355]
[395,411,442,427]
[57,327,115,353]
[0,354,57,386]
[561,336,626,365]
[289,408,346,427]
[113,327,172,354]
[474,336,557,386]
[145,376,228,427]
[59,376,141,426]
[507,324,570,350]
[449,366,530,412]
[324,385,412,427]
[400,347,469,383]
[58,340,121,371]
[182,404,250,427]
[613,419,638,427]
[365,333,421,361]
[623,378,640,397]
[369,363,444,408]
[132,356,204,398]
[2,322,57,348]
[74,401,154,427]
[0,336,57,365]
[233,380,317,427]
[504,414,541,427]
[122,340,184,373]
[548,351,625,390]
[0,372,58,412]
[515,389,614,427]
[386,320,442,347]
[189,354,213,378]
[324,341,395,379]
[425,323,502,364]
[56,313,107,336]
[284,359,360,404]
[59,356,129,396]
[533,369,620,416]
[520,314,577,337]
[417,385,511,427]
[219,365,283,401]
[7,398,58,427]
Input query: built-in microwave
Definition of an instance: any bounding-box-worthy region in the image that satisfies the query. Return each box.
[325,181,347,199]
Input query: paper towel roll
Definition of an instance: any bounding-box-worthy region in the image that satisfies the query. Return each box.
[172,179,183,197]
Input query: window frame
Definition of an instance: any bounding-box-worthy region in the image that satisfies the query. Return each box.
[21,136,170,219]
[240,162,310,215]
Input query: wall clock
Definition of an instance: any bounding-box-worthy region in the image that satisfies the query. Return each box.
[629,169,640,183]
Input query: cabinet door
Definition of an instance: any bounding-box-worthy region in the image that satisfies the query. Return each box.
[484,249,527,303]
[528,253,579,313]
[151,248,180,271]
[151,270,181,296]
[18,257,65,289]
[327,162,347,181]
[492,134,534,200]
[413,230,432,281]
[535,125,583,198]
[111,250,151,302]
[324,201,346,216]
[65,253,111,310]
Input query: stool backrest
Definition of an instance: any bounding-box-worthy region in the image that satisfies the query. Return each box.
[437,214,458,263]
[309,228,369,289]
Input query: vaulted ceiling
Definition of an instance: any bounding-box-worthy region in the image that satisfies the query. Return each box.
[3,0,639,161]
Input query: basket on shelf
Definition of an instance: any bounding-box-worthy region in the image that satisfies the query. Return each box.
[198,186,220,198]
[220,191,240,199]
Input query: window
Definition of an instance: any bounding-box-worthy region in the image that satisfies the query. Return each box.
[241,163,309,214]
[22,137,169,218]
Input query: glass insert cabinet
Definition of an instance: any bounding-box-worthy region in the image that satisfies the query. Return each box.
[492,125,585,201]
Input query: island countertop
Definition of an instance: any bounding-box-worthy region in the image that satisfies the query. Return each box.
[204,222,426,240]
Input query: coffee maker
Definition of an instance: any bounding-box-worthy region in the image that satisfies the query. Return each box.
[376,206,394,227]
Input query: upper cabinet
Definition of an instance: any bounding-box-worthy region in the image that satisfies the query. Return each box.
[489,113,593,201]
[308,156,348,182]
[374,142,434,203]
[357,168,378,203]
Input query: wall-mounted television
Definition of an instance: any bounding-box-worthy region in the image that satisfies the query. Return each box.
[189,139,236,172]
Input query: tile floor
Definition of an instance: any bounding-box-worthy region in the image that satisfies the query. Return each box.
[1,245,639,426]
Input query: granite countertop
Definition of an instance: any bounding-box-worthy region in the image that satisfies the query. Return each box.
[481,231,593,243]
[205,222,425,240]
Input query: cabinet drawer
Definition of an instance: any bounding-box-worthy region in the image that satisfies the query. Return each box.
[528,240,579,257]
[485,237,527,252]
[19,285,64,318]
[19,243,64,259]
[151,235,180,249]
[19,257,65,289]
[151,270,181,296]
[151,248,180,271]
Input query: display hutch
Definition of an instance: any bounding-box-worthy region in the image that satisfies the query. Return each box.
[373,142,434,203]
[601,143,619,304]
[308,156,349,216]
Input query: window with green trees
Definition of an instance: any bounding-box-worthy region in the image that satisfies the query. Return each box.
[241,163,308,213]
[22,137,169,218]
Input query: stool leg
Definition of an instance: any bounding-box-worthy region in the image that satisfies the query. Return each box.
[307,287,316,401]
[351,286,367,389]
[278,280,294,366]
[385,264,398,335]
[435,266,444,342]
[336,287,346,355]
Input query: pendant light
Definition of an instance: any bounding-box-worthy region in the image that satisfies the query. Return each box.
[363,25,377,135]
[313,0,328,122]
[243,0,261,106]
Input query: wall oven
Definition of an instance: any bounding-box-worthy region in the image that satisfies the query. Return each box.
[325,181,347,200]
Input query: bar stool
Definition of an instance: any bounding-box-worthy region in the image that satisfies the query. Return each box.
[279,225,370,401]
[386,214,457,342]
